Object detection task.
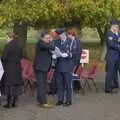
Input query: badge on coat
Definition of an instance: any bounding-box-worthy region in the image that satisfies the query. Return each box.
[66,44,69,49]
[118,38,120,42]
[108,37,113,41]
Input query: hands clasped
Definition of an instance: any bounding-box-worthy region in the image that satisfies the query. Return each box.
[60,53,69,58]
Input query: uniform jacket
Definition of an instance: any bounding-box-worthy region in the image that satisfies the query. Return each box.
[56,37,82,72]
[105,31,120,61]
[71,38,82,66]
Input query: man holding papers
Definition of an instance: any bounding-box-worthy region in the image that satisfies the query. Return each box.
[54,28,82,106]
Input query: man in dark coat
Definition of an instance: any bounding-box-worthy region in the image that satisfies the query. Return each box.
[105,20,120,93]
[34,32,55,108]
[2,33,23,108]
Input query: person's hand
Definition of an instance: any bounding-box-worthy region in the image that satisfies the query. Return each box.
[55,47,60,51]
[61,53,68,58]
[52,54,57,59]
[49,37,53,42]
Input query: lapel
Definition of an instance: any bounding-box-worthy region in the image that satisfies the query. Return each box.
[70,39,77,52]
[113,33,119,42]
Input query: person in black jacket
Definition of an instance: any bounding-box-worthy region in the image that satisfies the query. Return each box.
[34,32,55,108]
[2,33,23,108]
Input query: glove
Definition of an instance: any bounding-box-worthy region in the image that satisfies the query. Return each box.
[52,54,57,59]
[55,46,60,51]
[61,53,69,58]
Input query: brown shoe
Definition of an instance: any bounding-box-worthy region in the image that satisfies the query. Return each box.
[43,104,55,108]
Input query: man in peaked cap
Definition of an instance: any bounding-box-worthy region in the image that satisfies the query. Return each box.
[110,20,120,27]
[55,27,79,107]
[55,28,66,35]
[105,19,120,93]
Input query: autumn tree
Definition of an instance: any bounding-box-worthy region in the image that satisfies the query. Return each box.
[0,0,119,57]
[67,0,120,59]
[0,0,67,54]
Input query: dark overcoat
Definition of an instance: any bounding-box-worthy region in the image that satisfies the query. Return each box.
[34,40,54,72]
[2,39,23,86]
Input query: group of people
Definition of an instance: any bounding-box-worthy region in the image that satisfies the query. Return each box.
[0,19,120,109]
[34,28,82,107]
[0,27,82,108]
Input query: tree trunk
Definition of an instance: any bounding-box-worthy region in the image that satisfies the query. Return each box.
[96,25,108,60]
[13,22,28,56]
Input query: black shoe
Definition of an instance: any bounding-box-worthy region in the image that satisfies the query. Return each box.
[112,85,119,89]
[12,102,18,108]
[105,90,112,93]
[3,104,11,108]
[3,96,11,108]
[56,101,63,106]
[12,96,18,108]
[63,101,72,107]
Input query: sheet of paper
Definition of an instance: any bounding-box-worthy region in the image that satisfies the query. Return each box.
[52,47,63,57]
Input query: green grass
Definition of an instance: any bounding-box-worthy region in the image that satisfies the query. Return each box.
[81,28,100,43]
[0,28,102,62]
[25,42,102,63]
[0,27,100,43]
[0,42,102,66]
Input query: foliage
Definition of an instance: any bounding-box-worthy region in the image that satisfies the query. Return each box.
[0,0,119,28]
[68,0,120,28]
[0,0,68,28]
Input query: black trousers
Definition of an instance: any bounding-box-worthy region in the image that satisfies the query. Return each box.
[36,71,47,104]
[5,85,21,97]
[56,72,72,102]
[4,85,21,105]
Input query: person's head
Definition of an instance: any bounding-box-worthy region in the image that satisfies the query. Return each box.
[59,33,67,41]
[41,32,53,44]
[55,28,66,41]
[66,27,77,40]
[49,29,58,38]
[110,20,119,33]
[6,32,18,43]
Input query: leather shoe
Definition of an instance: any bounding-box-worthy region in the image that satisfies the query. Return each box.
[105,90,112,93]
[56,101,63,106]
[63,101,72,107]
[3,104,11,108]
